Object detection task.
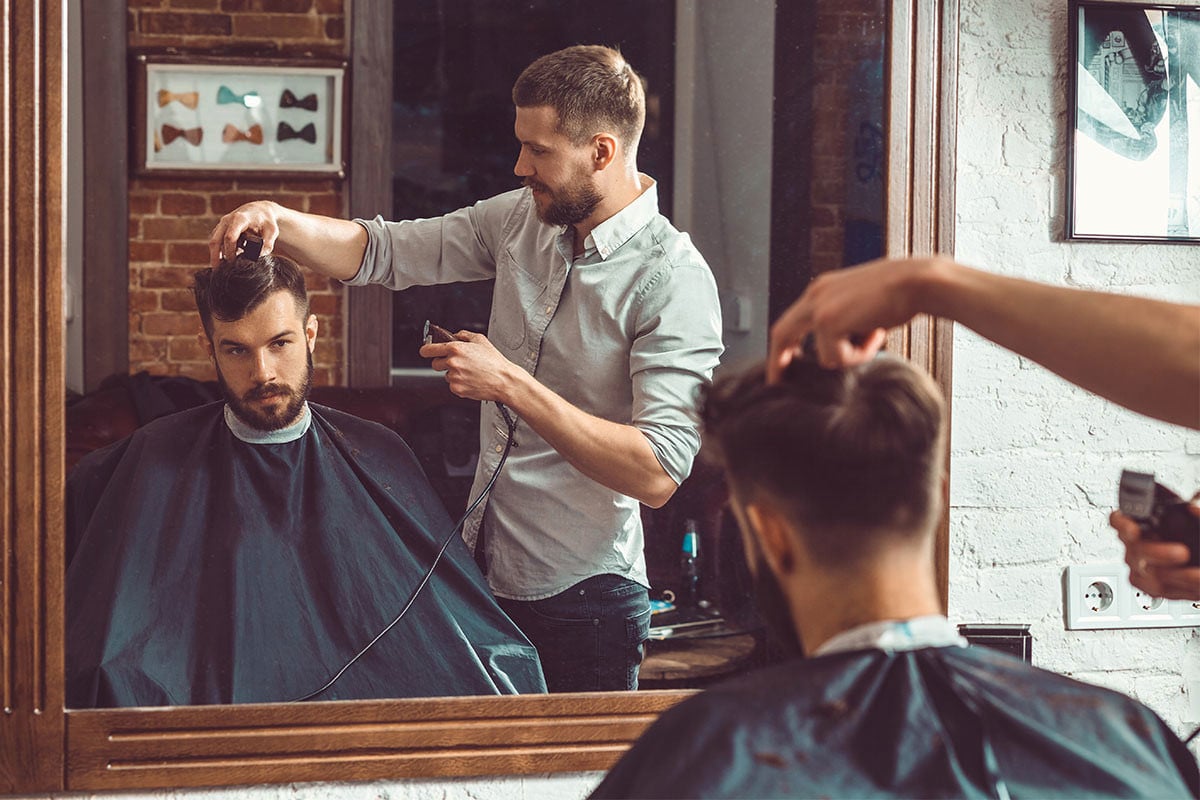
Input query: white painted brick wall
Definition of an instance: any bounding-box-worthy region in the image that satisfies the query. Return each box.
[954,0,1200,759]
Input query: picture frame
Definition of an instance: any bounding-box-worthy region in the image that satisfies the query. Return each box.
[134,55,346,178]
[1067,2,1200,242]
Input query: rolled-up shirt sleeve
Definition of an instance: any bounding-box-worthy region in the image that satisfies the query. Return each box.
[347,190,524,290]
[629,263,724,485]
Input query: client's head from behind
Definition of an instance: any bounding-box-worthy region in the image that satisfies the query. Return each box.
[193,254,316,431]
[702,356,947,655]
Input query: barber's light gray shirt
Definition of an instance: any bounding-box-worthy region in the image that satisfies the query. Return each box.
[349,180,724,600]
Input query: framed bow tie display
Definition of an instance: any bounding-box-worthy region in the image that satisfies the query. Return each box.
[135,55,345,177]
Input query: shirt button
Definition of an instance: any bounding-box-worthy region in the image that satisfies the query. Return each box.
[494,445,503,453]
[544,305,553,313]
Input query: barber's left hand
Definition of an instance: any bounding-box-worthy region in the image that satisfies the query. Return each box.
[420,331,521,403]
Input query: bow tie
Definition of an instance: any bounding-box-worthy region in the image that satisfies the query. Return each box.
[157,89,199,109]
[216,85,261,107]
[161,124,203,147]
[280,89,318,111]
[277,121,317,144]
[222,123,264,144]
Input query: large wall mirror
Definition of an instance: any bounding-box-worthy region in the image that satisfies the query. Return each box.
[1,0,956,792]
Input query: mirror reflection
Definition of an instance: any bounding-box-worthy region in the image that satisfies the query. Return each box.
[63,0,885,708]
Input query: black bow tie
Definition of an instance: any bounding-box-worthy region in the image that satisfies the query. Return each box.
[280,89,318,112]
[277,121,317,144]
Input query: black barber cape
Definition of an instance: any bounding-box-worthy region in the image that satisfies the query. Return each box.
[66,401,546,707]
[592,645,1199,799]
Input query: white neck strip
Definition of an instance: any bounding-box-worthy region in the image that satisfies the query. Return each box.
[223,402,311,444]
[814,615,967,657]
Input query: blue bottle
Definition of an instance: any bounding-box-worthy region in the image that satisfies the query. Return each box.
[680,519,700,608]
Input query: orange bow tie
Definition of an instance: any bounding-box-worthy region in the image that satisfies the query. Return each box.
[157,89,199,109]
[161,124,203,147]
[222,123,264,145]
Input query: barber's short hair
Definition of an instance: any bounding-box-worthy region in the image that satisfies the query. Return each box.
[701,357,946,565]
[512,44,646,154]
[192,253,309,339]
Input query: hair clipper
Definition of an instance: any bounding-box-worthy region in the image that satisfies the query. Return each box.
[422,320,455,346]
[1118,469,1199,567]
[237,232,263,261]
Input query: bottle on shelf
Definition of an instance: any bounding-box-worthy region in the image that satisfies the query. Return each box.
[679,518,700,608]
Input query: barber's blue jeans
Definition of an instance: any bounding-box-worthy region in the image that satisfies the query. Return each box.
[499,574,651,693]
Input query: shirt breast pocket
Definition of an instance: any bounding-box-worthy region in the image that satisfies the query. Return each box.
[493,247,555,353]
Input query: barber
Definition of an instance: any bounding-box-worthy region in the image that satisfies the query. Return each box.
[766,254,1199,601]
[209,45,724,692]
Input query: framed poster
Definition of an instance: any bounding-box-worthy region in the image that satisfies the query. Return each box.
[134,55,346,178]
[1068,2,1200,241]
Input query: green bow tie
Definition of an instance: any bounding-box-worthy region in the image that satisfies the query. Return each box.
[217,85,261,107]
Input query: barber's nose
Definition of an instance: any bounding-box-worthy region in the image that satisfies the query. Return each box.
[514,149,532,178]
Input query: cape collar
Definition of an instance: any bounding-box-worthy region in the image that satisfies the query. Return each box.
[223,401,312,444]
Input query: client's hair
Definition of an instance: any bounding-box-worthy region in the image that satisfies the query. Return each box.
[192,253,309,339]
[512,44,646,155]
[701,356,946,566]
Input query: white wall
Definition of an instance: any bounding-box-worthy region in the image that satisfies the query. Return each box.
[673,0,775,371]
[65,0,84,394]
[951,0,1200,754]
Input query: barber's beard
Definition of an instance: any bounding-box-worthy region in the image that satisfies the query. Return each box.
[218,350,313,432]
[750,549,805,660]
[524,171,602,226]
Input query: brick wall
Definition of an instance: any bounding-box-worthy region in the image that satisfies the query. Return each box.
[810,2,886,275]
[127,0,346,385]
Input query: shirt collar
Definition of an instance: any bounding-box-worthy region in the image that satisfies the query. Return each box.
[813,615,968,657]
[582,174,658,261]
[223,402,311,444]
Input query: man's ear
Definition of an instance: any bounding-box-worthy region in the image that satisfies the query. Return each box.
[197,330,214,361]
[745,502,799,578]
[305,313,319,352]
[592,133,618,171]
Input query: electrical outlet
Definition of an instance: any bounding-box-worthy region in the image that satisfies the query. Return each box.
[1064,564,1200,630]
[1178,598,1200,624]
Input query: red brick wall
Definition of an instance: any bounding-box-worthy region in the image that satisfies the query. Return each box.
[127,0,346,385]
[810,2,886,276]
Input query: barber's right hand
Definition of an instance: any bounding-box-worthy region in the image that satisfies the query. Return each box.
[209,201,282,267]
[1112,508,1200,601]
[766,256,935,383]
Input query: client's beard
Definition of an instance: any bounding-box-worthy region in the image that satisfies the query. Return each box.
[218,350,314,431]
[750,549,805,660]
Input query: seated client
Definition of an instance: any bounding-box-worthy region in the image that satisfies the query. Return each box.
[66,254,546,707]
[592,356,1198,798]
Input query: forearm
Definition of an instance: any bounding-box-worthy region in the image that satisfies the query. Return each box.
[270,204,368,281]
[502,372,678,508]
[918,260,1200,429]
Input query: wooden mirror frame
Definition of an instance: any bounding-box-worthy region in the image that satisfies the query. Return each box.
[0,0,957,792]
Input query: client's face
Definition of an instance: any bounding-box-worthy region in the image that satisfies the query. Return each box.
[207,291,317,431]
